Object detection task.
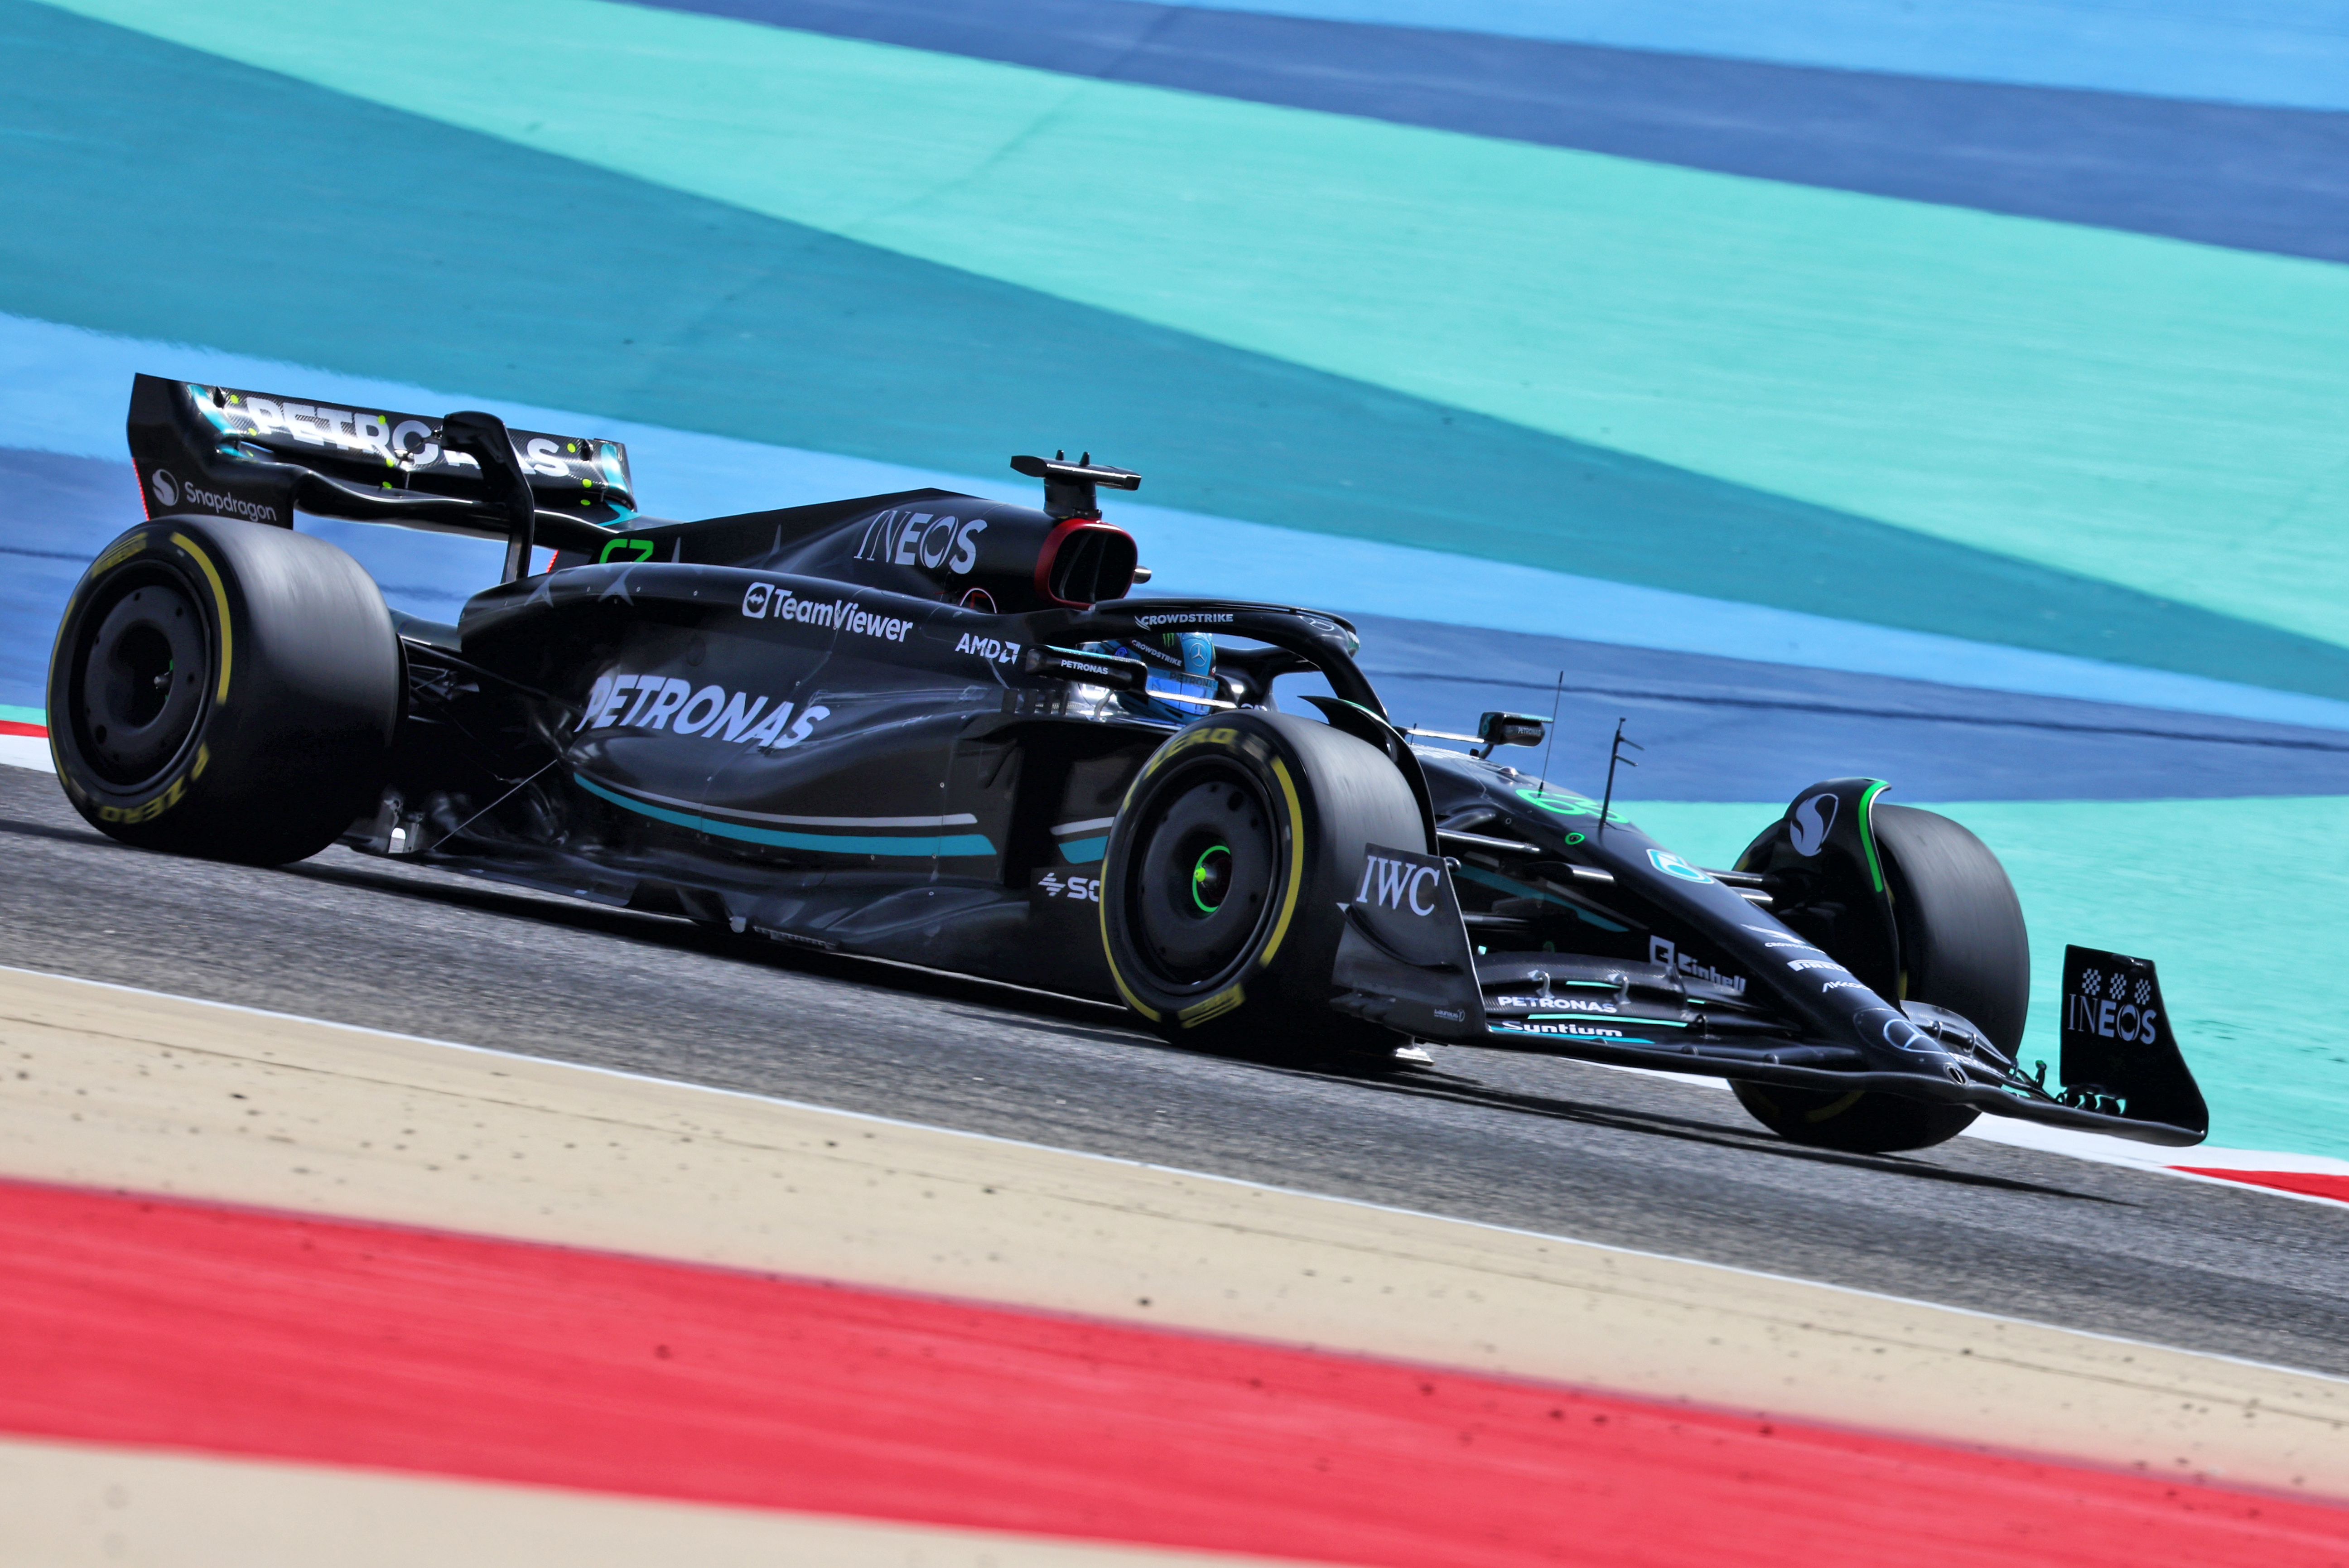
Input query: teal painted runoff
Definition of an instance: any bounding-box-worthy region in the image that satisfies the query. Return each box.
[58,0,2349,658]
[7,5,2349,702]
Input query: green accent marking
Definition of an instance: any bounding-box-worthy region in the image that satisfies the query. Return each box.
[574,774,996,858]
[1057,836,1107,864]
[1857,779,1890,895]
[597,537,656,564]
[1533,1013,1686,1028]
[1190,844,1231,914]
[1516,788,1600,817]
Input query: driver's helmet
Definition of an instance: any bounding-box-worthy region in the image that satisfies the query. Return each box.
[1121,632,1214,678]
[1090,631,1219,719]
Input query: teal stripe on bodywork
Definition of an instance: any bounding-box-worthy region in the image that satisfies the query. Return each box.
[9,3,2349,703]
[575,774,997,858]
[1057,837,1109,864]
[0,704,43,727]
[1491,1025,1659,1045]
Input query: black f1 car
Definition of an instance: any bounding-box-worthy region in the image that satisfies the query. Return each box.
[45,374,2211,1154]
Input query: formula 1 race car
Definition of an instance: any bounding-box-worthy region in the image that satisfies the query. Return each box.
[46,374,2210,1154]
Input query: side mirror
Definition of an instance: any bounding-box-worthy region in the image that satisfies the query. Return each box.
[1476,711,1545,757]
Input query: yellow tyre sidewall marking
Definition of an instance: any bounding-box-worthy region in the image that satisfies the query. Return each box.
[1257,756,1306,967]
[1174,983,1246,1028]
[1804,1090,1867,1124]
[168,531,233,704]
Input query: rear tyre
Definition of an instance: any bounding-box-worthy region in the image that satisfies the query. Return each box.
[1101,711,1426,1057]
[1732,805,2029,1154]
[48,517,400,865]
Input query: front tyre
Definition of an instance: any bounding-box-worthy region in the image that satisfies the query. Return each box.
[1101,711,1425,1055]
[1733,805,2029,1154]
[48,517,400,865]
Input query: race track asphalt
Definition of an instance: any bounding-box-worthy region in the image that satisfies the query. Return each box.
[2,764,2342,1380]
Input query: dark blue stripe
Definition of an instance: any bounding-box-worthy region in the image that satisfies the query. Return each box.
[637,0,2349,264]
[1349,612,2349,802]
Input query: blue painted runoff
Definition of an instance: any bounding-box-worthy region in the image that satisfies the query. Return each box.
[1147,0,2349,113]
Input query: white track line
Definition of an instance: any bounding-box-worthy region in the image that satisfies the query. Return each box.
[0,734,52,772]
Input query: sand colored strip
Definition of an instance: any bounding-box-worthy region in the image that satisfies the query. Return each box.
[0,1433,1304,1568]
[1,964,2345,1499]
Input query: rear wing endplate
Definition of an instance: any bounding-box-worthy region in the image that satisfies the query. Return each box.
[125,373,634,579]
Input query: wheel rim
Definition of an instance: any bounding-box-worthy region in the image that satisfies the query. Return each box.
[73,569,210,787]
[1127,763,1278,987]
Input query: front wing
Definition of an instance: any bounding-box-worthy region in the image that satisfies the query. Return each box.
[1326,849,2207,1148]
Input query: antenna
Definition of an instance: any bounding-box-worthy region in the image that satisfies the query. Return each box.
[1598,718,1642,833]
[1537,671,1563,785]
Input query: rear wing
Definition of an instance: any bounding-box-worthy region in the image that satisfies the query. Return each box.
[125,373,634,580]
